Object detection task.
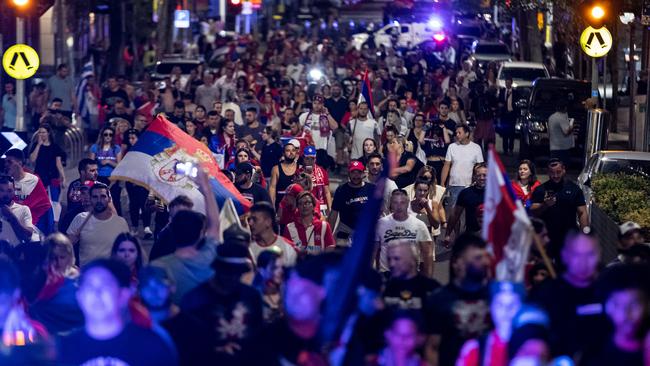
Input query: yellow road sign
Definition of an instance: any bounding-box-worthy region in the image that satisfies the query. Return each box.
[580,26,612,58]
[2,44,40,80]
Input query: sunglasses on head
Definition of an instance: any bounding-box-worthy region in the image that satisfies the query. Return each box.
[103,133,113,137]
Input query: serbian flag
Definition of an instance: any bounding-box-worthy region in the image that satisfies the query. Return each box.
[357,69,374,117]
[110,115,252,215]
[482,147,533,282]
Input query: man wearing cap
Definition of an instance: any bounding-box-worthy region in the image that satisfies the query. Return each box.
[282,191,335,255]
[269,140,299,208]
[181,242,263,364]
[612,221,646,265]
[531,158,588,259]
[348,101,380,160]
[301,145,332,215]
[329,160,376,246]
[235,162,271,205]
[298,94,338,168]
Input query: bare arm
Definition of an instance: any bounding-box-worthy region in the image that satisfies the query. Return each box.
[324,185,333,212]
[440,161,451,186]
[443,205,464,245]
[2,206,32,241]
[194,168,220,240]
[328,209,339,231]
[269,165,279,207]
[392,158,416,176]
[419,240,434,278]
[29,143,41,163]
[55,156,66,187]
[577,205,589,229]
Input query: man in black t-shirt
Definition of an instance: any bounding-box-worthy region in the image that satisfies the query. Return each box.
[101,76,130,112]
[235,162,271,204]
[58,259,177,366]
[383,242,440,311]
[444,163,486,244]
[531,158,589,258]
[181,242,263,365]
[105,99,133,125]
[328,160,375,245]
[424,233,492,366]
[66,158,98,213]
[529,231,607,360]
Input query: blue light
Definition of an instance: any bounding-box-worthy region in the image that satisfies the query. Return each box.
[305,21,311,28]
[428,17,443,30]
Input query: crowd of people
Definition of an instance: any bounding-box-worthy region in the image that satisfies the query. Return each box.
[0,23,649,366]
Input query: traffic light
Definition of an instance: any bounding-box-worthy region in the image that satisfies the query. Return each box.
[578,0,617,29]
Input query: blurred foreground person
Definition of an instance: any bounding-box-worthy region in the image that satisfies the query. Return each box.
[456,282,525,366]
[57,259,177,365]
[372,310,427,366]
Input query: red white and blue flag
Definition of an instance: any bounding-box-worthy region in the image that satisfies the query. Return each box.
[111,115,252,215]
[482,147,533,281]
[357,69,374,117]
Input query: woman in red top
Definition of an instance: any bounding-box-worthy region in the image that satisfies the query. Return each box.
[511,159,541,207]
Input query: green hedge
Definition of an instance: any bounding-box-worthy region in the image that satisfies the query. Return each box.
[592,173,650,239]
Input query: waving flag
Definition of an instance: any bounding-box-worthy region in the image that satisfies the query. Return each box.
[482,147,533,281]
[111,115,251,215]
[357,69,374,117]
[75,60,94,120]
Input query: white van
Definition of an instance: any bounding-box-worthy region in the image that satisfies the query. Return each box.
[497,61,550,89]
[351,22,441,50]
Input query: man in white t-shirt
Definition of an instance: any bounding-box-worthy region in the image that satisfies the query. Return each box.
[440,124,484,207]
[0,176,34,246]
[348,101,380,159]
[247,202,297,266]
[298,94,338,167]
[67,183,129,266]
[375,190,434,277]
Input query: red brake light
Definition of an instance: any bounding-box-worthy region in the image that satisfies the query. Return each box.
[433,33,446,42]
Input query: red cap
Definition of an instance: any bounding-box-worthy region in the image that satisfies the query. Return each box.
[348,160,365,172]
[286,183,304,197]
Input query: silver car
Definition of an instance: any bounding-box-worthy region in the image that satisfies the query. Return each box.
[578,150,650,214]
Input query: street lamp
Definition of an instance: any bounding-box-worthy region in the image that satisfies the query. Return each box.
[591,5,605,20]
[12,0,29,6]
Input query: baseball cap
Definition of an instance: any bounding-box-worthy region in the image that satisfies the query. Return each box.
[304,146,317,157]
[620,221,641,237]
[286,139,301,149]
[286,183,304,197]
[348,160,365,172]
[236,162,254,175]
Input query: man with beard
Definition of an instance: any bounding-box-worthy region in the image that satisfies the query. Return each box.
[235,162,271,204]
[66,182,129,266]
[366,153,398,215]
[269,141,300,208]
[531,158,589,259]
[0,175,34,246]
[348,102,380,160]
[611,221,647,265]
[444,163,487,245]
[66,158,99,214]
[424,233,492,366]
[328,160,375,246]
[300,146,332,215]
[298,94,338,168]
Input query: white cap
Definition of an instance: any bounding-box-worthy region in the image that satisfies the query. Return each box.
[619,221,641,236]
[287,139,301,149]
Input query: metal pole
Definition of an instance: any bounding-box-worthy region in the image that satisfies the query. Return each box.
[592,57,599,107]
[15,17,25,132]
[603,58,607,110]
[645,25,650,151]
[629,22,637,150]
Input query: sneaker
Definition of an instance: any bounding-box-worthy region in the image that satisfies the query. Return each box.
[143,226,153,240]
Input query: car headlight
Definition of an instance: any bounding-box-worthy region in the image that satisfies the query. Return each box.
[530,121,547,132]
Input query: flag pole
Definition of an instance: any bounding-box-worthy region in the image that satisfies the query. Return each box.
[532,232,557,279]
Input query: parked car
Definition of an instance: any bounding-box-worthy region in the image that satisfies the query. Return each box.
[497,61,550,89]
[469,40,511,69]
[149,56,201,86]
[578,150,650,215]
[517,78,592,160]
[351,22,442,50]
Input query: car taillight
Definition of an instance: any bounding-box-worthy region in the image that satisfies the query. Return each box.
[433,33,446,42]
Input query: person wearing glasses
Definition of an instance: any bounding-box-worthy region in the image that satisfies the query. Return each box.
[0,175,35,246]
[89,126,122,215]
